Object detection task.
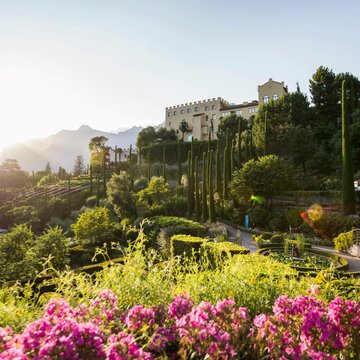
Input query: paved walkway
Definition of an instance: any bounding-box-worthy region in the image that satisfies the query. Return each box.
[218,222,360,273]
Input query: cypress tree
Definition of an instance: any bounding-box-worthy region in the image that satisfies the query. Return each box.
[216,141,221,194]
[68,175,71,210]
[187,151,192,217]
[202,152,208,222]
[44,186,48,210]
[102,161,106,197]
[341,80,356,215]
[129,145,133,190]
[237,120,241,169]
[207,141,211,190]
[177,140,182,186]
[147,151,151,180]
[162,146,166,182]
[189,139,195,215]
[89,165,93,195]
[139,144,142,165]
[223,146,228,199]
[226,128,231,181]
[208,150,216,223]
[231,139,235,175]
[96,177,100,207]
[195,156,200,221]
[264,110,268,156]
[114,145,118,172]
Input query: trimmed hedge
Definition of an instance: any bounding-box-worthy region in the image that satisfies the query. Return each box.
[170,234,207,258]
[202,241,250,257]
[150,216,206,237]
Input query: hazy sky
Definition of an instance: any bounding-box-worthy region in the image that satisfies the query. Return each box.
[0,0,359,146]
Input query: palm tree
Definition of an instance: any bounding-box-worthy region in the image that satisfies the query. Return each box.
[179,120,189,141]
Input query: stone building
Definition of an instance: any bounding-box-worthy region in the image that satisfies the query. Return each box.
[165,78,288,141]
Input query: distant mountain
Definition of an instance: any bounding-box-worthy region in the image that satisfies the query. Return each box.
[1,125,143,172]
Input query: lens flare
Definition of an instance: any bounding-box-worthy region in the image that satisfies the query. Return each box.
[250,195,265,204]
[307,203,323,222]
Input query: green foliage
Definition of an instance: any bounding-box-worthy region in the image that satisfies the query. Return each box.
[0,159,29,188]
[72,155,85,177]
[311,213,360,240]
[341,79,357,215]
[150,216,206,237]
[106,171,137,219]
[32,227,69,270]
[36,174,58,187]
[334,231,354,252]
[247,206,271,228]
[47,197,70,220]
[230,155,294,204]
[144,195,188,218]
[71,207,114,244]
[137,176,169,207]
[136,126,177,149]
[269,234,285,244]
[9,206,40,228]
[202,241,250,257]
[125,228,139,242]
[133,176,149,193]
[170,234,206,258]
[217,114,248,145]
[201,152,208,222]
[284,207,305,229]
[85,195,97,208]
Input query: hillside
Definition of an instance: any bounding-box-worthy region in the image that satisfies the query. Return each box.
[0,125,143,172]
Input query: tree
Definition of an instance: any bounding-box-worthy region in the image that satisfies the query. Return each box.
[0,159,28,188]
[281,126,317,174]
[89,136,109,170]
[136,126,177,149]
[341,80,356,215]
[309,66,339,146]
[137,176,170,207]
[45,162,52,174]
[71,207,113,244]
[179,120,189,141]
[252,91,311,156]
[107,172,137,219]
[230,155,294,206]
[217,114,248,145]
[33,227,69,270]
[73,155,85,176]
[0,224,36,280]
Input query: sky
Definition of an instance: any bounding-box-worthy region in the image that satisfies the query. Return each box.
[0,0,359,147]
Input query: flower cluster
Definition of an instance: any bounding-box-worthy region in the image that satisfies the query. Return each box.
[0,291,359,359]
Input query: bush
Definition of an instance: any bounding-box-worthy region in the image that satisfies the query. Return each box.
[133,176,149,193]
[311,213,360,240]
[125,229,139,242]
[247,206,271,229]
[269,234,285,244]
[150,216,206,237]
[86,196,97,208]
[334,231,354,252]
[170,234,206,258]
[284,207,305,229]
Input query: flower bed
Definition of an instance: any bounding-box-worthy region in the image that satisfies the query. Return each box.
[1,290,359,359]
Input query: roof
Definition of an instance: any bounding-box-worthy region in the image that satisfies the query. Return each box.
[220,100,259,111]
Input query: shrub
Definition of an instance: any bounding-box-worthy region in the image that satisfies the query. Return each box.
[334,231,353,252]
[201,241,249,268]
[71,207,114,244]
[247,206,271,229]
[150,216,206,237]
[170,234,206,258]
[269,234,284,244]
[311,213,360,240]
[133,176,149,193]
[126,229,139,242]
[284,207,305,229]
[86,195,97,208]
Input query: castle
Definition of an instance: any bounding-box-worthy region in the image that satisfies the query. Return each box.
[165,78,288,141]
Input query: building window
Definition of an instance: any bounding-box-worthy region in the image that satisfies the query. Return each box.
[236,110,242,116]
[195,106,199,112]
[248,108,256,114]
[212,114,216,120]
[173,110,177,115]
[180,109,185,114]
[211,105,216,110]
[263,95,269,103]
[176,129,179,134]
[167,112,171,117]
[187,108,191,113]
[168,121,171,126]
[222,112,230,117]
[272,93,278,100]
[205,105,209,111]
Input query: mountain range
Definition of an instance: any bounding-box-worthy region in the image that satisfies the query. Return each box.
[0,125,143,172]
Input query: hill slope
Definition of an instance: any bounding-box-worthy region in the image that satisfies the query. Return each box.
[1,125,143,172]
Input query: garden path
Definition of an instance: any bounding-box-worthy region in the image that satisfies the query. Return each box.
[219,222,360,273]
